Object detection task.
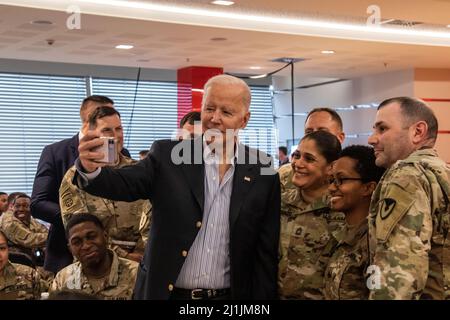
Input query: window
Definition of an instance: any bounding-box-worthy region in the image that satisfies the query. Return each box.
[240,85,277,159]
[0,72,86,194]
[91,77,178,159]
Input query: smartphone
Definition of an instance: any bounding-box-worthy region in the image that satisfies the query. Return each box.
[93,137,117,164]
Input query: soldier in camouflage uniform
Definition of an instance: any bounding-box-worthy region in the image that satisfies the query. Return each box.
[0,192,7,218]
[51,214,138,300]
[324,145,385,300]
[278,131,344,299]
[0,231,42,300]
[59,106,151,262]
[0,194,48,258]
[368,97,450,300]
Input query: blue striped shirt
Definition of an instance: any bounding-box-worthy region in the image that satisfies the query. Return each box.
[175,140,237,289]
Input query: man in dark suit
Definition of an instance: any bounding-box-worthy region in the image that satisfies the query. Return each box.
[75,75,281,300]
[31,95,131,273]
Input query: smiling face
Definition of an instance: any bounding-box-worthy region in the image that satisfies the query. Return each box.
[368,103,415,168]
[328,157,368,213]
[94,114,124,154]
[201,82,250,138]
[68,221,108,269]
[12,196,31,225]
[0,194,8,213]
[291,138,331,190]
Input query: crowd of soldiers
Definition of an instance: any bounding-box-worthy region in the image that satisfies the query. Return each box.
[0,92,449,300]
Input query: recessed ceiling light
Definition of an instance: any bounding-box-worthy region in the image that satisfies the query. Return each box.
[30,20,54,25]
[211,1,235,6]
[321,50,335,54]
[210,37,227,41]
[250,66,261,70]
[115,44,134,49]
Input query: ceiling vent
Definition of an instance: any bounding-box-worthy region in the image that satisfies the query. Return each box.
[381,19,423,27]
[270,57,305,63]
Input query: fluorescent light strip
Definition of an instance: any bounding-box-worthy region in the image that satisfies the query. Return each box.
[211,1,234,6]
[5,0,450,47]
[115,44,133,49]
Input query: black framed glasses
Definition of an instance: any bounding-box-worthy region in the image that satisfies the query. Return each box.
[328,177,364,187]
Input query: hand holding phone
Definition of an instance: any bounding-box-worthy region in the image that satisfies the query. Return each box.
[92,137,117,164]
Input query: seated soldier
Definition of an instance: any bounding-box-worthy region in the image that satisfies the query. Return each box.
[0,230,42,300]
[0,192,22,225]
[0,193,48,266]
[59,106,151,262]
[0,192,7,217]
[51,214,138,300]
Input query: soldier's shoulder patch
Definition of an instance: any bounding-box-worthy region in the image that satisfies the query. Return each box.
[375,183,415,243]
[61,193,75,209]
[380,198,396,219]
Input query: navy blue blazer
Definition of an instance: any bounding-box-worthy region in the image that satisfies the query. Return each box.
[31,134,79,273]
[79,138,281,300]
[31,134,131,273]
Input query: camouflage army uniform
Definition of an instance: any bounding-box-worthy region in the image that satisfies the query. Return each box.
[59,153,151,258]
[368,149,450,300]
[324,218,369,300]
[0,262,41,300]
[278,164,345,300]
[50,250,138,300]
[0,212,48,249]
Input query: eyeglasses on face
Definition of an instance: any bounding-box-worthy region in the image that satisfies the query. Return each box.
[328,177,364,187]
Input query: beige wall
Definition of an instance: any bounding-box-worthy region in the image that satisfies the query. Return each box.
[414,69,450,163]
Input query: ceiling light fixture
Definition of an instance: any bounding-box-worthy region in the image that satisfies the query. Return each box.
[211,1,235,6]
[210,37,227,41]
[321,50,335,54]
[10,0,450,47]
[30,20,54,25]
[115,44,134,49]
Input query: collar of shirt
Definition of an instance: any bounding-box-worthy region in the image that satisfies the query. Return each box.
[202,135,240,167]
[78,131,84,141]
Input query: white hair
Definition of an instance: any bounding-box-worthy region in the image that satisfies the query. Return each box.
[202,74,251,109]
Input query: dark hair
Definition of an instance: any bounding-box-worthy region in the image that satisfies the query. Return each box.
[339,145,386,183]
[301,131,341,163]
[65,214,105,239]
[305,107,343,131]
[48,289,100,300]
[88,106,121,129]
[378,97,438,142]
[179,111,201,128]
[279,146,288,156]
[0,192,7,196]
[12,193,31,205]
[7,192,27,206]
[80,96,114,122]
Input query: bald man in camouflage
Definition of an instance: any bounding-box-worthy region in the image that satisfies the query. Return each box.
[367,97,450,300]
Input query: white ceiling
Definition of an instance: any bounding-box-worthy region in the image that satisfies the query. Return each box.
[0,0,450,78]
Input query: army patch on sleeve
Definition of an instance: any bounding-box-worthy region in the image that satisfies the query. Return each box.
[62,194,74,209]
[380,198,396,220]
[375,184,415,243]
